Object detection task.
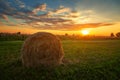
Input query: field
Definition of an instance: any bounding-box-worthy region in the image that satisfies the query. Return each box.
[0,40,120,80]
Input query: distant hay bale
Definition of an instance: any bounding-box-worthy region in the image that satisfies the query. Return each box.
[21,32,64,67]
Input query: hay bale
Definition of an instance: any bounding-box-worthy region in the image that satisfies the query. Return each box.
[21,32,64,67]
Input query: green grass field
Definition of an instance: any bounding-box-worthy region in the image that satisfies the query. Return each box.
[0,40,120,80]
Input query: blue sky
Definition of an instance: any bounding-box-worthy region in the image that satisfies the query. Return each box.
[0,0,120,31]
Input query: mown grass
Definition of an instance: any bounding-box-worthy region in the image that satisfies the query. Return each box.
[0,40,120,80]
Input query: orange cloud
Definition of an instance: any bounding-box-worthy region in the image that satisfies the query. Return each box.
[27,22,113,31]
[0,14,9,21]
[54,23,114,31]
[54,6,70,14]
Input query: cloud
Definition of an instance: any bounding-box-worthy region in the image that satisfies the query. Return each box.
[27,20,113,31]
[0,0,16,14]
[66,23,113,30]
[15,0,25,8]
[46,6,71,17]
[0,14,9,21]
[0,1,114,31]
[32,3,46,14]
[68,11,80,18]
[54,6,70,14]
[25,17,72,25]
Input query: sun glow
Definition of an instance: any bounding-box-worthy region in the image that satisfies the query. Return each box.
[81,30,89,35]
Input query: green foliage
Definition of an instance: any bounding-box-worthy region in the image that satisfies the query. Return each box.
[0,40,120,80]
[0,33,29,41]
[1,32,120,41]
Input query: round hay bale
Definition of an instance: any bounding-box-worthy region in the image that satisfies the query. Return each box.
[21,32,64,67]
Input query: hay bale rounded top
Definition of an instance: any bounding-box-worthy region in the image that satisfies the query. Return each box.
[21,32,64,67]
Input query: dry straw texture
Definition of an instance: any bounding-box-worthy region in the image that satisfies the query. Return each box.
[21,32,64,67]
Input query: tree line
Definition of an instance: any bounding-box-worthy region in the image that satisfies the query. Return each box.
[111,32,120,37]
[0,32,29,41]
[0,32,120,41]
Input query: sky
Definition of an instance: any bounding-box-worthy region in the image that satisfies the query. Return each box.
[0,0,120,35]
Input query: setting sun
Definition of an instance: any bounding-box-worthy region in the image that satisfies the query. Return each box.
[81,30,89,35]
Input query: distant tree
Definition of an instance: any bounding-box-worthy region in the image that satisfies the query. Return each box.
[17,32,21,35]
[116,32,120,37]
[65,33,68,36]
[110,33,115,37]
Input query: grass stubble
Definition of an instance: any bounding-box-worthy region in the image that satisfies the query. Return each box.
[0,40,120,80]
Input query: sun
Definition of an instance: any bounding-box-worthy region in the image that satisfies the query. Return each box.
[81,30,89,35]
